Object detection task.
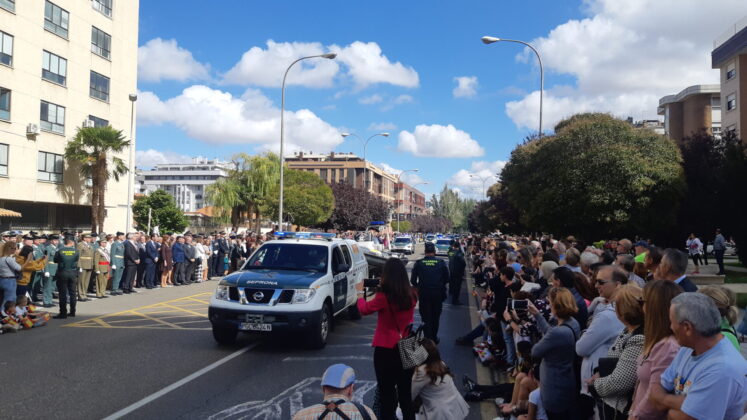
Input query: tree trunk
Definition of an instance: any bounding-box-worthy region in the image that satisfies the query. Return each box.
[90,169,100,233]
[98,153,107,234]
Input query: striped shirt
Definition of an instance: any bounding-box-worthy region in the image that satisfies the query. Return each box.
[292,395,376,420]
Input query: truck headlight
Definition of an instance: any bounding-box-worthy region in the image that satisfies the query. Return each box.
[215,285,230,301]
[292,289,316,304]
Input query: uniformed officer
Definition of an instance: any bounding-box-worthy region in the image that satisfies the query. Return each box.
[410,242,450,342]
[30,233,46,303]
[87,233,100,295]
[53,237,79,319]
[41,234,60,307]
[447,240,466,305]
[93,239,110,298]
[76,234,94,301]
[110,232,125,295]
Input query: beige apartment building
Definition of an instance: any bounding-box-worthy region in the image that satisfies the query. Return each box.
[657,85,721,142]
[0,0,138,232]
[394,182,426,221]
[286,152,398,202]
[712,16,747,138]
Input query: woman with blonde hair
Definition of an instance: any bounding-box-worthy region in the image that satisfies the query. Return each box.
[0,241,21,306]
[629,280,682,420]
[589,284,645,419]
[699,285,740,350]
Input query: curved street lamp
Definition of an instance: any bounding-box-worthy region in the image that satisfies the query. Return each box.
[482,36,544,137]
[470,173,493,199]
[278,53,337,230]
[341,132,390,192]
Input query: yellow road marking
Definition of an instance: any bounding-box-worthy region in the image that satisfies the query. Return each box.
[131,310,184,329]
[160,303,207,318]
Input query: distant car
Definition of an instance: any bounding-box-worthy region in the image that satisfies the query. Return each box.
[706,243,738,256]
[425,235,436,244]
[435,239,451,256]
[391,237,414,255]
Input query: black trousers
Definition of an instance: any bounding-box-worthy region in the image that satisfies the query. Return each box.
[144,263,156,288]
[135,262,146,287]
[207,255,215,278]
[184,260,197,284]
[449,274,463,304]
[418,289,444,341]
[213,253,225,276]
[715,250,725,274]
[373,346,415,420]
[173,262,185,284]
[121,264,137,292]
[55,271,77,314]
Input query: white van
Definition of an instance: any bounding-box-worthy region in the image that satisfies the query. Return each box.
[208,232,368,348]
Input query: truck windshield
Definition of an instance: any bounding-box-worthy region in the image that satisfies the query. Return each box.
[243,244,328,272]
[394,238,411,244]
[436,240,451,246]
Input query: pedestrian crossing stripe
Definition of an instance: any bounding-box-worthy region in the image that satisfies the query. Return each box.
[63,292,212,330]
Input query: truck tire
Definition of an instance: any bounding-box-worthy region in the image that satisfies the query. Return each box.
[308,303,332,349]
[212,326,238,346]
[348,303,362,320]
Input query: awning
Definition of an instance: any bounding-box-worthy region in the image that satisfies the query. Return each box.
[0,208,22,217]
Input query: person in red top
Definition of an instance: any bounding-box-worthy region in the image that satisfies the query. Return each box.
[357,258,418,420]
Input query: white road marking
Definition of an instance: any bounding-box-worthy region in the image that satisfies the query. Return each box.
[326,343,371,348]
[282,355,373,362]
[103,342,260,420]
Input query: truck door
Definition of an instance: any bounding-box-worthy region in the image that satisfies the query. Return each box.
[340,244,357,306]
[331,246,348,313]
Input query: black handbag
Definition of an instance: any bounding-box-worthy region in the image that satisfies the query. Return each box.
[597,356,618,377]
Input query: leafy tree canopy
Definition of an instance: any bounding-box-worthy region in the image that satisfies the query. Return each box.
[133,189,189,234]
[261,169,334,228]
[317,181,391,231]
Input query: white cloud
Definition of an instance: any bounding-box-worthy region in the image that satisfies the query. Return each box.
[137,86,343,153]
[223,40,419,89]
[453,76,479,98]
[368,122,397,131]
[398,124,484,158]
[447,160,506,198]
[136,149,193,168]
[138,38,210,83]
[378,163,426,185]
[392,94,414,105]
[359,94,384,105]
[504,0,742,132]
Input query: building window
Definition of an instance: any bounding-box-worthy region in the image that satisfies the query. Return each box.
[0,31,12,66]
[726,62,736,80]
[320,168,328,181]
[90,71,110,102]
[91,27,111,59]
[0,143,7,176]
[40,100,65,134]
[44,1,69,39]
[0,0,14,13]
[42,50,67,86]
[38,151,63,183]
[727,93,737,111]
[92,0,112,17]
[0,88,9,121]
[88,115,109,127]
[331,168,337,183]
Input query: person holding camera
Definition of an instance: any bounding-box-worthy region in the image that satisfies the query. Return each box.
[410,242,449,343]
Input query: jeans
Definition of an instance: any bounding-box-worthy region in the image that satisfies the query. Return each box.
[0,277,16,306]
[501,321,516,365]
[715,250,725,274]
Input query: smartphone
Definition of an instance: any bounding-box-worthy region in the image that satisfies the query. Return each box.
[506,298,513,308]
[512,299,528,310]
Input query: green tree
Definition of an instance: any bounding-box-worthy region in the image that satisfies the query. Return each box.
[132,189,188,233]
[261,169,334,228]
[500,113,685,240]
[317,181,391,231]
[206,153,280,230]
[430,185,476,231]
[392,220,411,232]
[64,126,129,233]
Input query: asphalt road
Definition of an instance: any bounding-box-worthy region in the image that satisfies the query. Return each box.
[1,244,481,420]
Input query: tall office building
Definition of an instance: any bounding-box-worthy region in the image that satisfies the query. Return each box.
[0,0,139,232]
[712,16,747,138]
[136,158,231,212]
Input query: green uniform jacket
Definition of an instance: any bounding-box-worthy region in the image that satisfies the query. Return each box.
[44,243,59,277]
[54,246,79,271]
[77,242,94,270]
[110,241,125,270]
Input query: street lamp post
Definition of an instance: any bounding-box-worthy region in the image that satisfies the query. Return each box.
[126,93,137,233]
[278,53,337,231]
[341,132,390,192]
[395,169,419,232]
[469,173,492,199]
[482,36,544,137]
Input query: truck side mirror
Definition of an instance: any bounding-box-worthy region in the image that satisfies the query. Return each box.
[336,264,350,273]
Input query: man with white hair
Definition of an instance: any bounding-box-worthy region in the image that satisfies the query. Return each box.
[650,293,747,420]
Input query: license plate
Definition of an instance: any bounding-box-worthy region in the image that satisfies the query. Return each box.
[239,322,272,331]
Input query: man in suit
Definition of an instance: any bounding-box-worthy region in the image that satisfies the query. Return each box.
[110,232,125,295]
[144,234,159,289]
[172,236,186,285]
[212,232,228,277]
[135,234,147,288]
[206,234,215,279]
[657,248,698,292]
[76,234,94,301]
[121,232,141,294]
[183,234,197,285]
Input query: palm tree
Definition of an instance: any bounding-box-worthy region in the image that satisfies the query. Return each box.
[64,126,129,233]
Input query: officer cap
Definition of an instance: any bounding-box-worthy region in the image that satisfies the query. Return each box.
[40,234,48,240]
[22,234,34,240]
[82,233,92,239]
[116,231,125,237]
[229,235,236,239]
[1,231,12,237]
[91,232,99,238]
[424,243,436,254]
[48,234,60,240]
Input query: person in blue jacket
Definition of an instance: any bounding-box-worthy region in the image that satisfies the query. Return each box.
[172,236,186,286]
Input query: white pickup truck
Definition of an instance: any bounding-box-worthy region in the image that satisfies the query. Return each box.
[208,232,368,348]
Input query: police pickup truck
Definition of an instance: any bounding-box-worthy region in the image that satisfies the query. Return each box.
[208,232,368,348]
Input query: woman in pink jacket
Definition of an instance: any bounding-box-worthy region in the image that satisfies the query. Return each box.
[357,258,418,420]
[629,280,682,420]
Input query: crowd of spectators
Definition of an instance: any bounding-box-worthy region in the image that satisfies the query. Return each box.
[459,234,746,420]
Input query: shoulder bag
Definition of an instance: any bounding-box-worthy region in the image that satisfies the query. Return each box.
[389,304,428,369]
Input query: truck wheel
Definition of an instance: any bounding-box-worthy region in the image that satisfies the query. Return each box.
[348,303,362,320]
[212,326,238,346]
[309,303,332,349]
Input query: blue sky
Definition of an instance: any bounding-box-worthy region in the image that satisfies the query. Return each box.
[135,0,744,199]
